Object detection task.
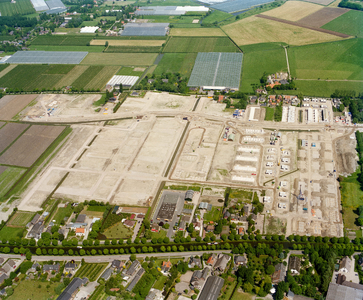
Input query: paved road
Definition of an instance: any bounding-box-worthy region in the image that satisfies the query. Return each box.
[0,250,229,263]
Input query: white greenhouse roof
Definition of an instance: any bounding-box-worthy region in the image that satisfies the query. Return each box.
[107,75,139,87]
[80,26,99,33]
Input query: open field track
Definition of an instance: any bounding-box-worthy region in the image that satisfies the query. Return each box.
[169,28,226,36]
[222,15,345,46]
[297,7,349,28]
[90,39,165,46]
[261,1,323,21]
[53,66,89,89]
[256,14,351,38]
[84,66,120,90]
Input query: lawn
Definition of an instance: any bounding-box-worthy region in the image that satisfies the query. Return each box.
[80,53,158,66]
[343,207,360,231]
[340,171,363,207]
[163,37,239,53]
[230,290,253,300]
[8,280,59,300]
[322,10,363,38]
[103,222,133,239]
[117,66,145,76]
[288,39,363,81]
[240,46,287,93]
[87,206,107,212]
[53,204,73,225]
[150,230,166,240]
[229,189,253,201]
[0,167,26,200]
[0,0,35,16]
[222,15,343,46]
[202,10,232,25]
[154,53,197,77]
[153,275,168,290]
[29,45,105,52]
[8,211,34,227]
[203,206,222,223]
[75,263,108,282]
[0,226,25,240]
[265,107,275,121]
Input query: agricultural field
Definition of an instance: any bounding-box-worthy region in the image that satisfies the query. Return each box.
[202,10,233,24]
[288,38,363,80]
[103,222,133,239]
[117,66,145,76]
[169,28,226,36]
[7,211,34,227]
[293,80,363,97]
[0,167,26,199]
[87,205,107,212]
[53,65,88,89]
[0,95,38,120]
[91,39,165,46]
[261,1,323,21]
[70,65,105,89]
[0,64,9,74]
[7,280,59,300]
[83,66,120,90]
[75,263,108,282]
[154,53,197,77]
[105,46,162,53]
[80,53,158,66]
[163,37,239,53]
[0,123,29,153]
[222,15,344,46]
[297,7,349,28]
[31,35,93,46]
[29,45,105,52]
[0,0,35,16]
[322,10,363,38]
[0,226,25,240]
[240,45,287,93]
[0,125,66,168]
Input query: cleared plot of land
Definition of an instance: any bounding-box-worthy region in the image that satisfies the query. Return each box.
[169,28,226,36]
[0,0,35,16]
[297,7,349,28]
[0,167,26,199]
[0,123,29,153]
[163,37,239,52]
[240,46,287,93]
[0,94,38,120]
[80,53,158,66]
[222,16,345,46]
[90,39,165,46]
[261,1,323,21]
[75,263,108,282]
[288,39,363,80]
[154,53,197,77]
[322,10,363,38]
[8,211,34,227]
[0,125,65,167]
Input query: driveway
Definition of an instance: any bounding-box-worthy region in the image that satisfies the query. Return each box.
[74,282,99,300]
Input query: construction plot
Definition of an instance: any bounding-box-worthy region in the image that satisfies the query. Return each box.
[188,52,243,90]
[3,51,88,64]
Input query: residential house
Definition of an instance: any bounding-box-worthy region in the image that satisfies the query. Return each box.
[0,260,16,274]
[289,256,301,274]
[124,220,136,228]
[125,260,141,277]
[206,254,217,267]
[214,254,230,272]
[256,88,266,94]
[100,268,112,281]
[43,263,60,274]
[161,261,172,273]
[29,262,40,273]
[151,223,160,232]
[64,262,77,273]
[28,222,44,239]
[0,274,8,285]
[56,277,88,300]
[111,260,124,271]
[75,228,85,236]
[272,263,286,284]
[29,213,40,226]
[190,268,209,290]
[205,225,214,232]
[234,255,246,266]
[188,256,202,269]
[238,227,244,235]
[126,268,145,292]
[339,257,352,273]
[0,289,6,297]
[0,258,4,265]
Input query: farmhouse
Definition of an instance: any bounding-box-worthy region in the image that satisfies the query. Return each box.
[289,256,301,274]
[75,228,85,236]
[190,268,209,290]
[43,263,60,274]
[126,268,145,292]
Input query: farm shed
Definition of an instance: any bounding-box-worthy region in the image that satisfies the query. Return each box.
[106,75,139,89]
[185,190,194,201]
[198,276,224,300]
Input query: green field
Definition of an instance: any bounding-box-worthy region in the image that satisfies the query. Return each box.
[0,226,25,240]
[293,80,363,97]
[29,45,105,52]
[288,39,363,80]
[163,37,239,53]
[80,53,158,66]
[229,189,253,201]
[203,207,222,223]
[150,230,166,240]
[8,280,58,300]
[71,66,103,89]
[265,107,275,121]
[240,46,287,93]
[31,35,93,46]
[340,171,363,207]
[153,275,168,290]
[105,46,162,53]
[0,167,26,199]
[104,222,133,239]
[322,10,363,38]
[0,0,35,16]
[87,206,107,212]
[154,53,197,77]
[82,16,116,26]
[53,205,73,225]
[8,211,34,227]
[117,66,145,76]
[230,290,253,300]
[75,263,108,282]
[202,10,232,25]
